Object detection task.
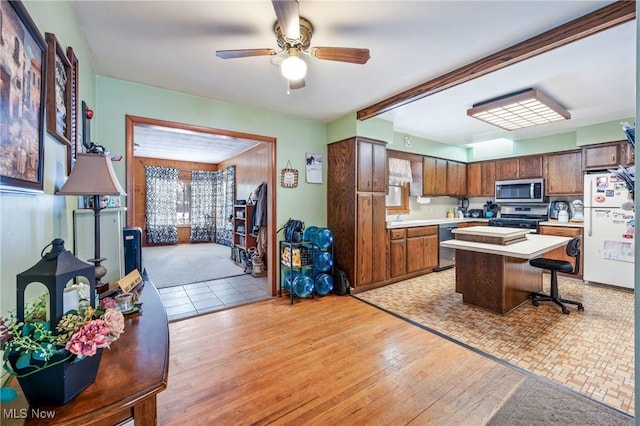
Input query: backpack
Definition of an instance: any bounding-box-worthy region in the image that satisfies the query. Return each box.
[332,268,351,295]
[279,218,305,242]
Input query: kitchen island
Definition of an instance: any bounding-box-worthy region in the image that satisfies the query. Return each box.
[440,226,571,314]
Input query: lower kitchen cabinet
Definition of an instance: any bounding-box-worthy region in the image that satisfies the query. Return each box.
[406,226,438,274]
[357,193,387,287]
[538,225,584,278]
[389,228,407,278]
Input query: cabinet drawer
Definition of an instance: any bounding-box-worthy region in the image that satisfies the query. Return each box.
[539,226,582,237]
[390,228,406,240]
[406,226,437,238]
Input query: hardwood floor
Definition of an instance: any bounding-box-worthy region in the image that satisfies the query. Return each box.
[158,295,525,425]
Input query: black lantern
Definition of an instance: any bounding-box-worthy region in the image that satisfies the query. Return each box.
[16,239,95,329]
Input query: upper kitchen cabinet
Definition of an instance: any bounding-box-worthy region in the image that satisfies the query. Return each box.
[423,156,448,196]
[446,161,467,196]
[357,138,387,192]
[582,140,633,171]
[544,150,583,195]
[516,155,543,178]
[467,161,495,197]
[494,158,518,181]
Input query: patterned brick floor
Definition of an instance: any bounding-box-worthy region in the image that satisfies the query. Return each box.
[355,268,635,415]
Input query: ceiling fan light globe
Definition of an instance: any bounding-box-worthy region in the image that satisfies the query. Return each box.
[281,55,307,80]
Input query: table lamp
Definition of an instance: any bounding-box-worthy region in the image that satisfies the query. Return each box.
[57,150,126,293]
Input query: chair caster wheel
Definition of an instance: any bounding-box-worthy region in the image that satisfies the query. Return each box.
[578,305,584,311]
[532,300,539,307]
[562,308,570,314]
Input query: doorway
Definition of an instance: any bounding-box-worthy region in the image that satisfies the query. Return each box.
[124,115,277,296]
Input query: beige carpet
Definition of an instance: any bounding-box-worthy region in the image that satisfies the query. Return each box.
[142,243,245,288]
[354,268,635,416]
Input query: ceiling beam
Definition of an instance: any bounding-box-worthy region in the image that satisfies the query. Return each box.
[357,1,636,121]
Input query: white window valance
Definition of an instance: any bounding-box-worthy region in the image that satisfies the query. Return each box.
[388,158,412,184]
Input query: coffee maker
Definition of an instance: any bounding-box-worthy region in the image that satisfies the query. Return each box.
[549,200,570,220]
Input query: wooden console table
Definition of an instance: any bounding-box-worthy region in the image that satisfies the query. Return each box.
[440,227,570,315]
[3,281,169,425]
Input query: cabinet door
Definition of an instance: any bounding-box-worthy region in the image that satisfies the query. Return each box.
[466,163,482,197]
[457,162,467,196]
[582,143,621,171]
[423,157,436,195]
[357,140,373,192]
[544,151,583,195]
[371,194,387,283]
[446,161,466,196]
[423,234,438,269]
[434,158,448,196]
[518,155,543,178]
[406,237,424,273]
[389,237,406,278]
[372,142,387,192]
[356,194,373,286]
[481,161,496,196]
[494,159,518,181]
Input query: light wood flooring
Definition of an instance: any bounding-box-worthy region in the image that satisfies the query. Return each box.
[157,295,526,425]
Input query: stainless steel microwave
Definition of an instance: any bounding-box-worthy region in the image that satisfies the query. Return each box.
[494,178,545,203]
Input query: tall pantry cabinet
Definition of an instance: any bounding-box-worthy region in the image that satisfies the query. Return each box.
[328,137,387,293]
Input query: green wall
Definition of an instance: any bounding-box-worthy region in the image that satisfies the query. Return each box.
[95,77,328,231]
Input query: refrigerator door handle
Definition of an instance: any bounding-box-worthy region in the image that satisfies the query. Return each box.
[587,207,592,237]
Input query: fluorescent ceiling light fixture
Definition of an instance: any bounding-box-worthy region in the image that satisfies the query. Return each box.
[281,49,307,80]
[467,88,570,131]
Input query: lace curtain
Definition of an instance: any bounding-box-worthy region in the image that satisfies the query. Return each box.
[145,166,178,244]
[190,170,217,242]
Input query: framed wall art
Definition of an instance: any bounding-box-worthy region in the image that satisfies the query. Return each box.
[45,32,72,147]
[0,0,46,192]
[280,160,298,188]
[66,46,80,173]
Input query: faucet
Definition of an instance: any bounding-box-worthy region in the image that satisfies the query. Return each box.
[396,214,404,222]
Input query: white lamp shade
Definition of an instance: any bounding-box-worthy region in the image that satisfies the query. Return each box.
[281,55,307,81]
[57,153,126,196]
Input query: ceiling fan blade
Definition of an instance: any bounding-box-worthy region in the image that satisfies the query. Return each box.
[216,48,277,59]
[272,0,300,40]
[309,47,371,64]
[288,78,305,90]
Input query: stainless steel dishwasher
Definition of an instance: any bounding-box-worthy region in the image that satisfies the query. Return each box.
[436,223,457,271]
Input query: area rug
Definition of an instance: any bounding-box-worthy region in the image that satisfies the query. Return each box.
[488,376,633,425]
[142,243,246,288]
[353,268,635,415]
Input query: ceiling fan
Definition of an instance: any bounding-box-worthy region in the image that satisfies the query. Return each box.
[215,0,371,90]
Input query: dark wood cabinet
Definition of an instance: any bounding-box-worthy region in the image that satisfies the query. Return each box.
[544,150,583,195]
[539,225,583,278]
[328,137,388,293]
[423,156,447,196]
[389,229,407,278]
[447,160,467,196]
[467,161,495,197]
[405,226,438,273]
[582,140,634,171]
[494,158,518,181]
[518,155,543,178]
[358,139,387,192]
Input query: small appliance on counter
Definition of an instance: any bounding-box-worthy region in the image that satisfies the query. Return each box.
[458,198,470,217]
[549,200,570,220]
[468,209,484,218]
[483,200,499,218]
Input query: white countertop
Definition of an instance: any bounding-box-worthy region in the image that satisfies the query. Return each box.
[386,218,489,229]
[440,230,571,259]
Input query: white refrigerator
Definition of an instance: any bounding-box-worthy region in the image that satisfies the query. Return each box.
[583,172,635,288]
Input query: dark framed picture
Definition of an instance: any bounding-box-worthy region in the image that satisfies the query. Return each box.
[66,46,79,173]
[45,32,72,147]
[0,1,46,192]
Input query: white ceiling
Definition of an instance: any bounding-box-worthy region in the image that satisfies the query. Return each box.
[71,0,636,161]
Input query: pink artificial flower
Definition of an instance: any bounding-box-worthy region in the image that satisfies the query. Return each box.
[100,297,117,310]
[101,308,125,339]
[65,319,111,357]
[0,318,13,345]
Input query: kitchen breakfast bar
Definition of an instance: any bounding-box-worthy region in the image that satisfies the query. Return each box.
[440,226,571,314]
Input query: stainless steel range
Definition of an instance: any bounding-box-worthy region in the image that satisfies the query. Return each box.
[488,204,548,232]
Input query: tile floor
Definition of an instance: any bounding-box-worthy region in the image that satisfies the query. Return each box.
[159,274,270,321]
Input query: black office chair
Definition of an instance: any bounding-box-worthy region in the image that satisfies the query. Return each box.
[529,236,584,314]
